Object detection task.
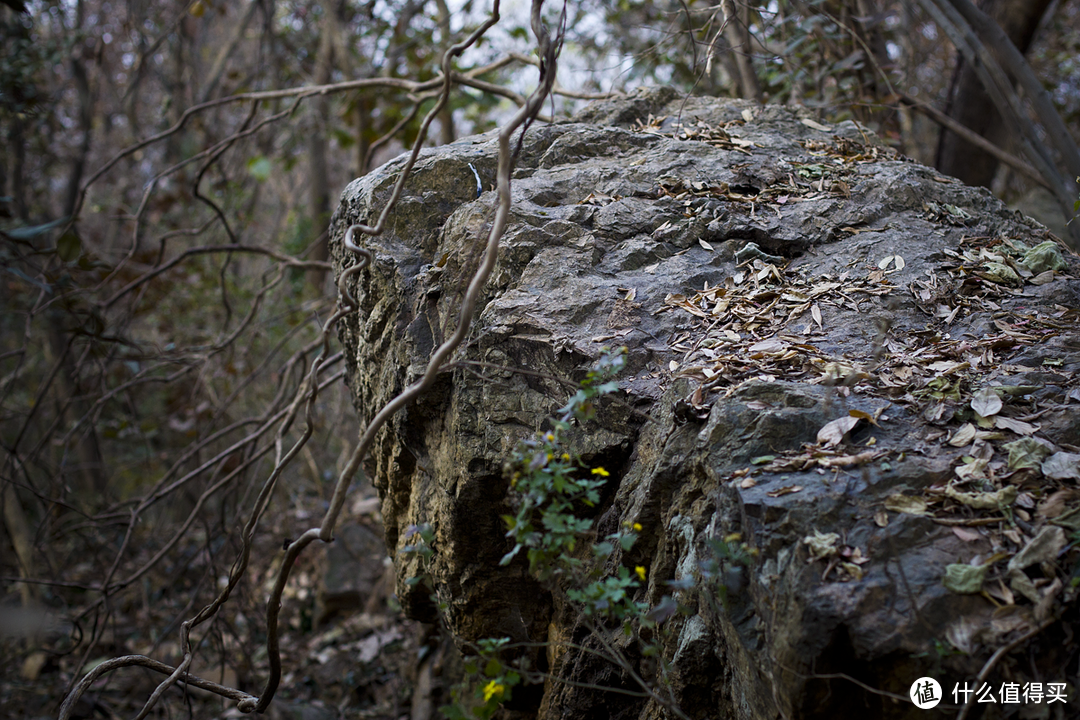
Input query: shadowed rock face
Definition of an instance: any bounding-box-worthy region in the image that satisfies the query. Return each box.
[331,87,1080,719]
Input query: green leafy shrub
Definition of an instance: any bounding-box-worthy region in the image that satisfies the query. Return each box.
[404,348,694,719]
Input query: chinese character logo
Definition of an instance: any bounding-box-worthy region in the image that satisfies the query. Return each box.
[911,677,943,709]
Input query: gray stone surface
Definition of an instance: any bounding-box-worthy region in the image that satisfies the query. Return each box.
[330,87,1080,719]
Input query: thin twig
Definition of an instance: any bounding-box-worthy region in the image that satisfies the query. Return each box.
[955,618,1057,720]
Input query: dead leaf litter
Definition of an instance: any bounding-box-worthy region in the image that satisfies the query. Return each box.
[660,229,1079,600]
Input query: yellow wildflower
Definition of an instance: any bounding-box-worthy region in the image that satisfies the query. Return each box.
[483,680,505,703]
[591,467,610,477]
[635,566,647,581]
[561,453,570,461]
[632,522,642,532]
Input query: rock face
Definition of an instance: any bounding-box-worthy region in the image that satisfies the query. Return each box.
[330,88,1080,719]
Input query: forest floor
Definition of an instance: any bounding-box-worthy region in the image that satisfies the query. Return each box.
[1,485,436,720]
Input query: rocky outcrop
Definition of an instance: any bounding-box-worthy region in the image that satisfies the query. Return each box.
[330,87,1080,719]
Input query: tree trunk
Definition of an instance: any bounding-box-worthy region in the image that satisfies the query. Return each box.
[306,18,334,290]
[64,7,93,219]
[354,95,371,176]
[434,0,455,145]
[200,0,259,103]
[2,480,38,607]
[46,318,107,500]
[935,0,1055,188]
[725,3,762,102]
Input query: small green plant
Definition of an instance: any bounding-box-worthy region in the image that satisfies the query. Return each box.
[404,348,690,720]
[439,637,522,720]
[911,637,967,676]
[401,523,437,588]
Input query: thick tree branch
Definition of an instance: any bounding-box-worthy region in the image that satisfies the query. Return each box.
[899,93,1049,190]
[917,0,1080,244]
[942,0,1080,181]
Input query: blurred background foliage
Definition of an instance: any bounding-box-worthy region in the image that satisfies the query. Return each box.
[1,0,1077,718]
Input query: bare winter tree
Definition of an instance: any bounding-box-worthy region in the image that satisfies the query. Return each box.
[0,1,573,717]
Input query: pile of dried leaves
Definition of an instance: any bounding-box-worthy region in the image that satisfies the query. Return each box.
[662,230,1079,607]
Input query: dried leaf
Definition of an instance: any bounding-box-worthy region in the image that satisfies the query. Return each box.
[985,578,1014,607]
[664,292,686,305]
[1021,240,1067,273]
[1003,437,1053,470]
[1030,270,1055,285]
[995,416,1039,435]
[699,238,714,251]
[811,303,822,329]
[884,494,929,516]
[817,416,861,446]
[950,526,982,542]
[1036,490,1074,520]
[808,281,841,296]
[356,627,404,663]
[948,423,977,447]
[941,617,984,656]
[847,409,878,425]
[943,563,987,594]
[748,337,787,354]
[1051,504,1080,531]
[803,530,839,560]
[846,548,869,569]
[970,387,1002,417]
[927,360,969,375]
[801,118,832,132]
[767,485,803,497]
[1034,578,1063,623]
[954,457,989,481]
[1008,526,1067,572]
[944,483,1017,510]
[877,255,905,272]
[1009,568,1041,604]
[1042,452,1080,480]
[816,450,882,468]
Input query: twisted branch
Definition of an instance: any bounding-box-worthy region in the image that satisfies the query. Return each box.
[57,2,564,716]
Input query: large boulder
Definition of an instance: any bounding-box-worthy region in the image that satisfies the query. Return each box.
[330,87,1080,719]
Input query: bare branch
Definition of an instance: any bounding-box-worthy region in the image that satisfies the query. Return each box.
[103,245,330,309]
[254,0,565,711]
[916,0,1080,244]
[899,93,1049,189]
[57,654,258,720]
